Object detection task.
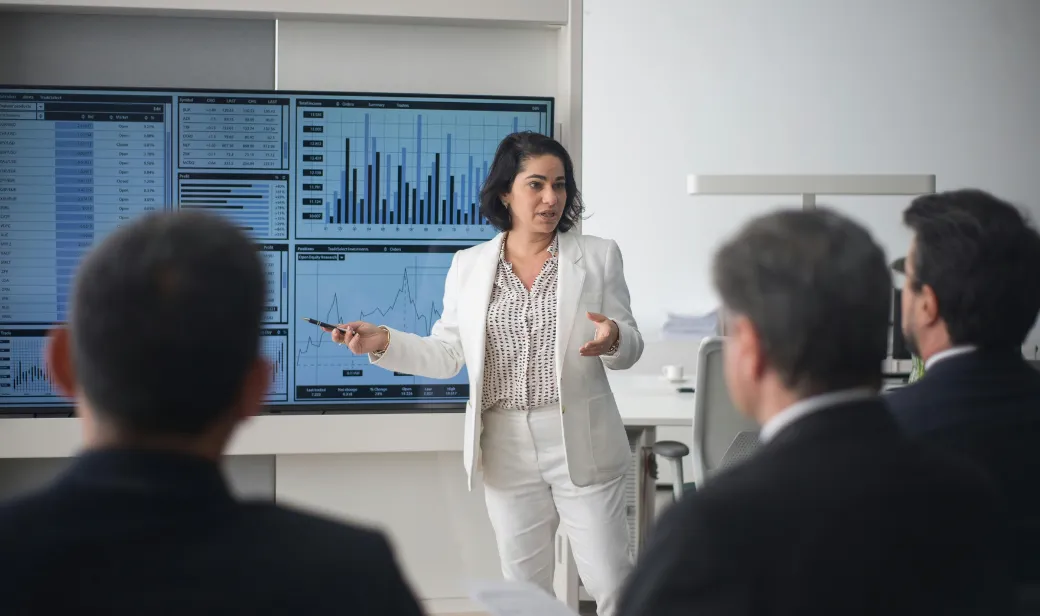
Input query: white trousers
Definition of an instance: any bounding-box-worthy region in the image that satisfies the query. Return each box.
[480,404,634,616]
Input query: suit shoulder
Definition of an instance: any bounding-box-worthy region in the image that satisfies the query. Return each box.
[575,234,623,265]
[452,234,502,269]
[241,501,396,556]
[466,234,505,254]
[664,460,768,529]
[882,383,912,413]
[0,488,53,530]
[881,382,935,426]
[646,462,772,564]
[909,443,1005,512]
[576,234,619,252]
[883,379,933,406]
[458,240,491,257]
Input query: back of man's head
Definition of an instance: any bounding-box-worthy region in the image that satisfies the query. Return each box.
[901,189,1040,351]
[61,210,265,438]
[712,208,891,407]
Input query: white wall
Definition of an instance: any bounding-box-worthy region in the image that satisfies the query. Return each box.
[275,21,559,97]
[582,0,1040,358]
[0,12,275,88]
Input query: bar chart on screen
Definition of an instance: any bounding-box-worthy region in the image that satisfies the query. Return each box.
[261,328,289,402]
[176,173,290,240]
[294,96,551,240]
[0,329,61,404]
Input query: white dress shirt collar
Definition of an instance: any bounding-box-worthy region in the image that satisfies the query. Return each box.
[924,345,977,370]
[759,387,877,443]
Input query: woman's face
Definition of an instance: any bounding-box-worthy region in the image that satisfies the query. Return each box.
[501,154,567,235]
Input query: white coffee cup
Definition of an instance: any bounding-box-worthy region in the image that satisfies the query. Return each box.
[662,365,684,381]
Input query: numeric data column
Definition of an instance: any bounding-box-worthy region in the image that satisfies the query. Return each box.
[53,120,95,319]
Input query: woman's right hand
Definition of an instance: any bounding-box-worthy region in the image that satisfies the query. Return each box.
[323,321,389,355]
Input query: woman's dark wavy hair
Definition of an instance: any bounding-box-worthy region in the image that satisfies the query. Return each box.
[479,131,584,232]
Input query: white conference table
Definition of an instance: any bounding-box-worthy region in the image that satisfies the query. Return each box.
[610,372,697,427]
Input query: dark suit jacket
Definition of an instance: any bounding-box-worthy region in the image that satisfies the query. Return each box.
[886,349,1040,588]
[0,448,426,616]
[617,398,1012,616]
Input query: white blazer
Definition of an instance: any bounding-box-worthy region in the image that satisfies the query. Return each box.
[371,231,644,489]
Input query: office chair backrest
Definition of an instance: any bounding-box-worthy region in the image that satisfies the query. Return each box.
[691,337,761,486]
[719,431,760,468]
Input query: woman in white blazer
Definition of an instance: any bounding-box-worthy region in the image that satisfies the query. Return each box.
[325,132,643,616]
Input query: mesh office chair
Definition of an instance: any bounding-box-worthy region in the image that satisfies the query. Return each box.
[653,336,761,500]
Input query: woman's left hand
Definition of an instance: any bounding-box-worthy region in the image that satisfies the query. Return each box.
[579,312,619,356]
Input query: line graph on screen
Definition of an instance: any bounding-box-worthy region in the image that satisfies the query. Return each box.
[293,245,470,401]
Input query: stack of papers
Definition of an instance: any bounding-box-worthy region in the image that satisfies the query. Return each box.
[467,580,579,616]
[662,310,721,339]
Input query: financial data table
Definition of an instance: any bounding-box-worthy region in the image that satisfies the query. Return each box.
[178,97,289,170]
[0,94,168,324]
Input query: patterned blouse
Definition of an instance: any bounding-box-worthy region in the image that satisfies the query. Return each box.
[480,235,560,411]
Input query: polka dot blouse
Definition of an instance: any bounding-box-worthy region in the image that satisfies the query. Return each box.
[481,235,560,411]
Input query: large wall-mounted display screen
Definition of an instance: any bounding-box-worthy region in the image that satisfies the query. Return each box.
[0,85,553,413]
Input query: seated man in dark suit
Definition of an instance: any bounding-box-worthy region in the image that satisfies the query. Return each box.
[885,189,1040,607]
[0,211,425,616]
[616,208,1011,616]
